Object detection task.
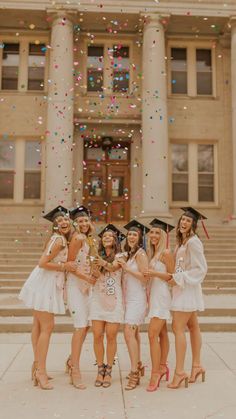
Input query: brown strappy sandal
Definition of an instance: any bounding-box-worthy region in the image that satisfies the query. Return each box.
[94,363,106,387]
[103,365,112,388]
[125,370,140,391]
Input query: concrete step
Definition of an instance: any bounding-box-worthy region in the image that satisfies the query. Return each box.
[0,273,31,279]
[0,265,37,272]
[0,315,236,333]
[203,287,236,294]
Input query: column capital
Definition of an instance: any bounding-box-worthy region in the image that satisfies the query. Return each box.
[140,13,170,31]
[46,8,78,26]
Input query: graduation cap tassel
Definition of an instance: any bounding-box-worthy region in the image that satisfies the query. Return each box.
[166,225,169,249]
[143,227,147,250]
[201,220,210,240]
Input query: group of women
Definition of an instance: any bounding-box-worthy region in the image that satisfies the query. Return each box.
[19,205,208,392]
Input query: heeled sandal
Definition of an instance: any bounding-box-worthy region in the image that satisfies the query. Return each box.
[65,355,72,374]
[103,365,112,388]
[33,369,53,390]
[126,361,145,380]
[69,366,86,390]
[125,370,140,391]
[159,363,170,382]
[189,365,206,383]
[94,363,106,387]
[31,361,53,381]
[146,372,161,392]
[167,371,189,389]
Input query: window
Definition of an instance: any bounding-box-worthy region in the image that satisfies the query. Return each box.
[171,48,187,94]
[87,46,104,92]
[2,43,19,90]
[171,142,217,204]
[198,145,214,202]
[28,43,46,90]
[169,44,214,97]
[196,49,212,95]
[0,141,15,198]
[24,141,41,199]
[112,45,130,92]
[171,144,188,201]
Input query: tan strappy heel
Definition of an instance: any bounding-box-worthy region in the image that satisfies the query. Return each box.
[189,365,206,383]
[167,371,189,389]
[125,370,140,391]
[33,369,53,390]
[69,366,86,389]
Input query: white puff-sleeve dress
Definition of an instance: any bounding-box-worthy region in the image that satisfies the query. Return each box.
[123,249,147,326]
[171,235,207,312]
[66,237,91,328]
[89,254,124,324]
[148,257,171,320]
[19,234,67,314]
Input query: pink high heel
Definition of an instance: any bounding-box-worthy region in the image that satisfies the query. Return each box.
[159,363,170,382]
[146,373,161,392]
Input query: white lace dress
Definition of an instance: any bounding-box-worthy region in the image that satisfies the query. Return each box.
[19,234,67,314]
[148,257,171,320]
[89,254,124,323]
[171,235,207,312]
[123,249,147,325]
[66,238,91,328]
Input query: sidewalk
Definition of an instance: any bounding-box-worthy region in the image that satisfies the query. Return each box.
[1,332,236,419]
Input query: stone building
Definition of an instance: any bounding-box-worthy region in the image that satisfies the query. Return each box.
[0,0,236,224]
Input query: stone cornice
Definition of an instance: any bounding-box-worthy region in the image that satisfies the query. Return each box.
[1,1,236,17]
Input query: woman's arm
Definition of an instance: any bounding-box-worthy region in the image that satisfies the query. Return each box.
[171,238,207,288]
[38,238,67,272]
[68,233,83,261]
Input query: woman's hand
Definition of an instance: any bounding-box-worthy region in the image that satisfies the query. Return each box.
[93,256,106,268]
[143,269,152,279]
[86,276,97,286]
[64,261,78,272]
[117,259,127,271]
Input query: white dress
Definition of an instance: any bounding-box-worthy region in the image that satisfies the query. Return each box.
[89,254,124,323]
[66,237,91,328]
[171,235,207,312]
[148,257,171,320]
[19,234,67,314]
[123,249,147,325]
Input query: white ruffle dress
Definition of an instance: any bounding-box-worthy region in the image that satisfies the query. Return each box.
[66,237,91,328]
[148,257,171,320]
[171,235,207,312]
[18,234,67,314]
[89,254,124,323]
[123,249,147,326]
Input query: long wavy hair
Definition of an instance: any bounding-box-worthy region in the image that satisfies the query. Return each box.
[124,227,143,260]
[176,215,198,246]
[148,227,166,261]
[98,231,121,272]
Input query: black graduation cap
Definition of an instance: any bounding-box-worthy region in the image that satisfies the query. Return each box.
[70,206,91,220]
[181,207,207,222]
[98,224,126,242]
[181,207,209,239]
[150,218,175,233]
[123,219,150,235]
[43,206,69,222]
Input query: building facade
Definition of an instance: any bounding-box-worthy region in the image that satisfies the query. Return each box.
[0,0,236,224]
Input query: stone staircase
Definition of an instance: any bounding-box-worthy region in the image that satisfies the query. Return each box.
[0,224,236,332]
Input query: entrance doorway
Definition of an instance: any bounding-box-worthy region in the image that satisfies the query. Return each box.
[83,140,130,222]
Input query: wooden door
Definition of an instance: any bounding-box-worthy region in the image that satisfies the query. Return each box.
[84,162,130,222]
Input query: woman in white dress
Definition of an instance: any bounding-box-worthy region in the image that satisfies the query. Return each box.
[118,220,149,391]
[144,219,175,392]
[89,224,125,388]
[167,207,208,389]
[66,206,96,389]
[19,206,76,390]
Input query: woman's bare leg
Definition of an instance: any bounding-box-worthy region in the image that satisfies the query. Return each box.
[148,317,165,384]
[159,322,169,374]
[71,327,88,369]
[105,323,120,366]
[31,312,40,362]
[124,324,139,372]
[187,312,203,379]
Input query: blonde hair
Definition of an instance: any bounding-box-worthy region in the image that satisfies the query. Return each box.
[148,228,167,260]
[73,215,94,237]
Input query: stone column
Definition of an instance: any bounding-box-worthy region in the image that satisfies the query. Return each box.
[141,14,171,219]
[45,11,75,211]
[231,19,236,221]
